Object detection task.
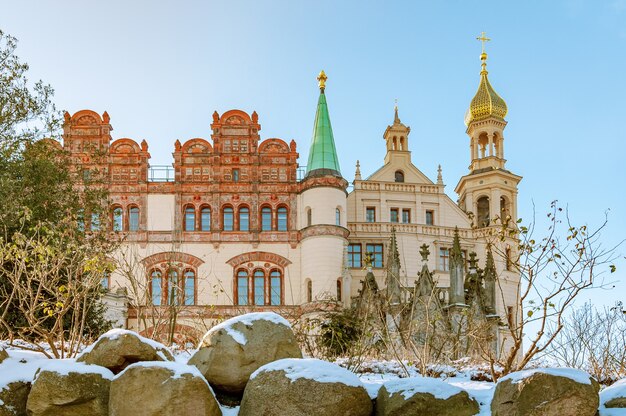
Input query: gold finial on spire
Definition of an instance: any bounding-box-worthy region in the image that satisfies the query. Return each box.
[317,70,327,92]
[476,32,491,74]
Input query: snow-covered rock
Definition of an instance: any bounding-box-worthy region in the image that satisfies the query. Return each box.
[77,329,174,374]
[0,350,47,416]
[491,367,599,416]
[26,361,113,416]
[109,361,222,416]
[239,358,372,416]
[188,312,301,395]
[601,378,626,409]
[0,348,7,364]
[376,376,479,416]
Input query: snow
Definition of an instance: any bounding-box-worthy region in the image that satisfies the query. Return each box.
[499,367,593,385]
[600,378,626,416]
[35,359,114,380]
[251,358,363,388]
[383,376,465,400]
[78,328,172,361]
[203,312,291,346]
[116,361,216,394]
[0,352,47,391]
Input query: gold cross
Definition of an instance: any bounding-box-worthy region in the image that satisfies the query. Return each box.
[476,31,491,54]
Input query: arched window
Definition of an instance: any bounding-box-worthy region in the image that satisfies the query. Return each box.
[335,208,341,226]
[184,270,195,305]
[239,207,250,231]
[184,206,195,231]
[129,207,140,231]
[336,278,342,301]
[253,270,265,306]
[306,208,312,227]
[500,196,509,224]
[306,279,312,303]
[151,270,162,306]
[201,207,211,231]
[477,196,490,228]
[223,207,234,231]
[237,270,249,305]
[261,207,272,231]
[167,269,179,305]
[277,207,288,231]
[270,270,281,306]
[395,170,405,183]
[112,207,123,231]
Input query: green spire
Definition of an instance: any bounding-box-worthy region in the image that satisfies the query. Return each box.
[305,71,341,179]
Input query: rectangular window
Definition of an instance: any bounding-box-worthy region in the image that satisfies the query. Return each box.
[348,244,362,268]
[366,243,384,268]
[366,207,376,223]
[90,213,100,231]
[232,140,239,152]
[426,210,434,225]
[439,248,450,271]
[240,140,248,152]
[402,209,410,224]
[223,140,231,153]
[232,169,240,182]
[390,208,399,223]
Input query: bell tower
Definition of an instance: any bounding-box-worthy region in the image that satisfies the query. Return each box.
[455,33,522,228]
[383,103,411,165]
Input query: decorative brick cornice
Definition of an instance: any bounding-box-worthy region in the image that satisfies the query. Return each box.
[299,175,348,194]
[226,251,292,268]
[300,224,350,240]
[140,251,205,269]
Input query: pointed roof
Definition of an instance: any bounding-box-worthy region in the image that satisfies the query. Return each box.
[464,51,508,126]
[305,71,341,179]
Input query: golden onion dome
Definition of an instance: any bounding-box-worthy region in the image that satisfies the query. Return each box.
[464,52,507,126]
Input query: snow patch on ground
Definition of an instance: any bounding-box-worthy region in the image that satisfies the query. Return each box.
[205,312,291,346]
[383,376,464,400]
[252,358,363,387]
[36,359,114,380]
[500,367,593,385]
[78,328,171,360]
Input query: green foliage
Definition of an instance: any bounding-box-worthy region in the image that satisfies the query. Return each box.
[318,307,364,358]
[0,29,113,347]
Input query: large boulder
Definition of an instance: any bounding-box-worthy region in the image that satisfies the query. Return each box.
[375,376,479,416]
[26,361,113,416]
[601,378,626,408]
[188,312,302,395]
[491,368,599,416]
[77,329,174,374]
[239,358,372,416]
[109,362,222,416]
[0,382,30,416]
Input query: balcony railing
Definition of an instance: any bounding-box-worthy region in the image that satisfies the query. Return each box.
[148,165,175,182]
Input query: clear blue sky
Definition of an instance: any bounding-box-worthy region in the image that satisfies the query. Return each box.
[3,0,625,308]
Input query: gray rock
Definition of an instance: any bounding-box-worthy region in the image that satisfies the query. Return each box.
[188,312,302,395]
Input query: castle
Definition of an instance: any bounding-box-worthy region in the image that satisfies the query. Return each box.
[61,47,521,349]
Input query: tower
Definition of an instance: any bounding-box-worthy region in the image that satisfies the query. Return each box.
[299,71,349,302]
[455,34,522,229]
[383,103,411,166]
